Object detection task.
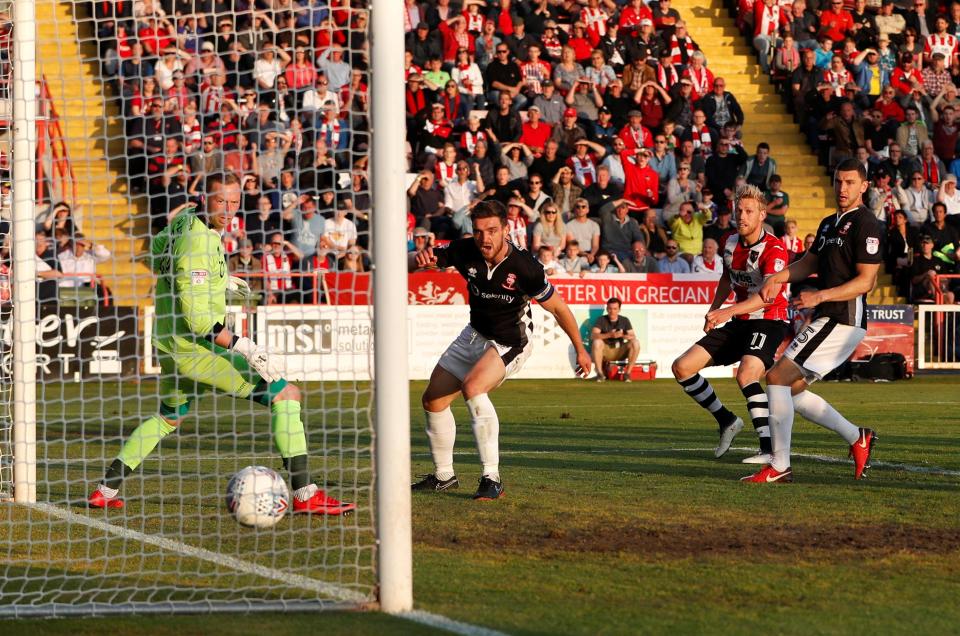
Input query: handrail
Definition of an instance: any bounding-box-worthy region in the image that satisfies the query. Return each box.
[37,75,77,207]
[932,273,960,305]
[231,271,332,306]
[56,273,111,307]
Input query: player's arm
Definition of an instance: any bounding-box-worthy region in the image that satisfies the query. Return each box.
[794,261,880,309]
[702,275,732,332]
[759,249,819,302]
[174,231,283,382]
[540,291,592,378]
[706,291,770,329]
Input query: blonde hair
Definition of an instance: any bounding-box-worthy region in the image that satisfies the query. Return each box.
[734,184,767,212]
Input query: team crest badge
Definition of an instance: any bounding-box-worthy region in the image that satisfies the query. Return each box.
[467,267,477,278]
[840,221,852,235]
[773,258,786,272]
[866,237,879,255]
[502,273,517,291]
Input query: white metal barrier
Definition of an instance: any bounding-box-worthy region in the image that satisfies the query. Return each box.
[917,305,960,369]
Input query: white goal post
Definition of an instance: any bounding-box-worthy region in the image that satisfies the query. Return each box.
[1,0,411,617]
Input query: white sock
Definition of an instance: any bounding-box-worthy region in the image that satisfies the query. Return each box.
[294,483,318,502]
[425,408,457,481]
[767,385,794,472]
[97,483,119,499]
[793,390,860,445]
[465,393,500,482]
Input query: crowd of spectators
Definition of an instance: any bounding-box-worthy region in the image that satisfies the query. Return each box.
[87,0,373,302]
[741,0,960,300]
[402,0,804,279]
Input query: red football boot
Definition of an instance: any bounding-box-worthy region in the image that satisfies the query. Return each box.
[740,465,794,483]
[292,489,356,516]
[88,489,124,509]
[849,428,877,480]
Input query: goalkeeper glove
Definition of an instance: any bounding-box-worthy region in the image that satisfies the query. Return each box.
[233,336,285,383]
[228,275,256,300]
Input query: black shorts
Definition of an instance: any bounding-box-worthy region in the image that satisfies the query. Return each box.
[696,319,788,370]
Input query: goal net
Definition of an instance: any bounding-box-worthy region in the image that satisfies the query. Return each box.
[0,0,409,617]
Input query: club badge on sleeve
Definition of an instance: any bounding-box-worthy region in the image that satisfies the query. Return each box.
[191,270,209,285]
[866,237,879,255]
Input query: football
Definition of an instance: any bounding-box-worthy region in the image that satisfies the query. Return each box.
[226,466,289,528]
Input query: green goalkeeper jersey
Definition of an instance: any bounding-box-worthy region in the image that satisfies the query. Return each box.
[150,209,228,354]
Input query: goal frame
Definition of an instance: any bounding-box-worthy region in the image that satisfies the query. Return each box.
[6,0,412,615]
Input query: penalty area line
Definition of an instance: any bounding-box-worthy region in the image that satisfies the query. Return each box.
[398,610,512,636]
[30,502,366,604]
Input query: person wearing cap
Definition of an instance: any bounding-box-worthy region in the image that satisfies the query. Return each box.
[588,105,618,148]
[922,51,952,96]
[564,73,604,121]
[617,110,653,153]
[406,20,442,68]
[503,16,538,63]
[253,44,290,92]
[599,20,628,74]
[183,40,226,87]
[519,105,553,156]
[631,19,660,62]
[228,239,264,295]
[890,53,924,99]
[910,230,956,303]
[409,227,434,259]
[550,106,588,153]
[598,199,646,262]
[621,146,660,212]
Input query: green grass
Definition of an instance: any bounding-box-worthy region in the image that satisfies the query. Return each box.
[2,377,959,635]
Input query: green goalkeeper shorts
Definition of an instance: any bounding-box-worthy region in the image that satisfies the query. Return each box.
[157,339,286,415]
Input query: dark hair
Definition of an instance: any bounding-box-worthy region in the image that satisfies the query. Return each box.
[834,158,867,180]
[606,297,622,307]
[471,200,508,225]
[757,142,770,152]
[933,202,948,214]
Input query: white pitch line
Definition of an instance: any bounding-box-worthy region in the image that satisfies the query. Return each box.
[32,502,365,603]
[399,610,511,636]
[30,502,509,636]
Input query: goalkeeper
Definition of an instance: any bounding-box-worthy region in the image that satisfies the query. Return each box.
[88,174,354,515]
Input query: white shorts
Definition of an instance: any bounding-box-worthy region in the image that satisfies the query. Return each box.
[437,325,533,383]
[784,316,866,383]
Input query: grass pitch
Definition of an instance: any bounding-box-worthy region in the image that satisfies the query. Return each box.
[2,376,959,635]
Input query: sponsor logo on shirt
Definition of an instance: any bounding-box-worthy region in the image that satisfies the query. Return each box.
[191,270,208,285]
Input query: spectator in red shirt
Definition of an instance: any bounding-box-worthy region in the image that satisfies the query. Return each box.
[618,110,654,151]
[520,105,553,156]
[621,147,660,210]
[875,85,906,122]
[890,53,925,99]
[285,47,317,92]
[818,0,855,44]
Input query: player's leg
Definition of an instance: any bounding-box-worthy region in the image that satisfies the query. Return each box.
[740,355,803,483]
[736,355,773,463]
[461,346,510,500]
[738,320,788,464]
[590,338,606,381]
[89,354,194,508]
[412,326,481,491]
[413,364,463,491]
[672,329,743,456]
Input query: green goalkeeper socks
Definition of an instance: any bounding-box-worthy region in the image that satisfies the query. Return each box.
[116,415,178,473]
[271,400,308,459]
[272,400,310,491]
[104,415,177,489]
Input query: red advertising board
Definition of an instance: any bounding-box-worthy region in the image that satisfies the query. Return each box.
[405,272,719,306]
[854,306,915,374]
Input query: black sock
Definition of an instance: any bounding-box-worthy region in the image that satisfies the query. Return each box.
[741,382,772,454]
[102,458,133,491]
[678,373,738,429]
[283,454,311,492]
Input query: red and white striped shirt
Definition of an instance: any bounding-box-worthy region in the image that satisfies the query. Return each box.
[684,66,714,101]
[435,160,457,187]
[723,231,790,321]
[568,153,598,187]
[262,253,294,291]
[580,7,609,46]
[669,35,697,65]
[925,33,958,60]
